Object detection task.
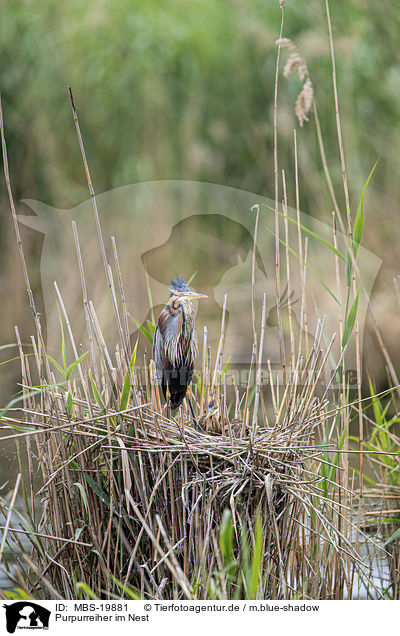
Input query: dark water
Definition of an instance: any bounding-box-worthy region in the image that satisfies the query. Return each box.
[0,502,30,593]
[0,439,34,593]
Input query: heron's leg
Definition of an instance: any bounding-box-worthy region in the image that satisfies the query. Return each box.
[186,390,197,427]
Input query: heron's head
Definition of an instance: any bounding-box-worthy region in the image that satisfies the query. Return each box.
[205,399,219,420]
[169,276,207,307]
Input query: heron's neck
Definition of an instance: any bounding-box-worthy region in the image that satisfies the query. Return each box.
[168,296,196,340]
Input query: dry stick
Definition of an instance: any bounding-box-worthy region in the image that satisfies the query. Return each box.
[125,491,192,598]
[29,336,41,382]
[354,311,363,497]
[140,354,149,416]
[313,103,340,218]
[332,213,344,351]
[320,345,347,405]
[155,514,192,596]
[104,410,115,597]
[343,227,400,396]
[206,345,211,409]
[53,281,93,414]
[211,294,227,392]
[293,129,308,356]
[23,537,88,595]
[314,102,351,542]
[1,404,148,442]
[267,359,278,414]
[332,210,349,560]
[22,554,64,600]
[242,343,257,432]
[68,87,128,366]
[252,293,266,435]
[150,536,186,575]
[111,236,131,359]
[13,337,38,559]
[72,221,99,383]
[200,326,207,415]
[282,169,295,370]
[275,382,291,435]
[150,362,168,500]
[301,237,310,357]
[29,335,54,480]
[15,326,41,523]
[325,1,351,228]
[0,473,21,563]
[326,0,362,499]
[0,97,61,552]
[273,7,286,380]
[232,375,240,420]
[88,301,114,376]
[123,457,177,584]
[250,204,260,356]
[37,434,111,493]
[315,96,400,398]
[300,334,336,421]
[14,327,32,412]
[265,474,286,596]
[14,327,36,522]
[0,525,92,547]
[0,96,52,383]
[149,360,163,433]
[295,320,323,413]
[299,384,400,431]
[259,368,269,429]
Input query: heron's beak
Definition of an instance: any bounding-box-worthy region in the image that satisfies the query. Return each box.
[206,403,219,419]
[182,292,208,300]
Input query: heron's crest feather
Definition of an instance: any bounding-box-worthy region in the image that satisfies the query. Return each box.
[169,275,190,296]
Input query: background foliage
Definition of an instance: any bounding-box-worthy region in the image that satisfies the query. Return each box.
[1,0,400,395]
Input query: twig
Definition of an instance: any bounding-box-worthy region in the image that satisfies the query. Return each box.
[0,474,21,563]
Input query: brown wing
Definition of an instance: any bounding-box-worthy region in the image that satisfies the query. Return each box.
[153,309,168,383]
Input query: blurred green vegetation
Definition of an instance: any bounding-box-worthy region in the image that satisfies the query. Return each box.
[0,0,399,209]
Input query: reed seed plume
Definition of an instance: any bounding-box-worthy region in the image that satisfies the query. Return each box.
[277,37,314,127]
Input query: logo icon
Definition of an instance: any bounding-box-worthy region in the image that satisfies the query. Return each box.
[3,602,50,633]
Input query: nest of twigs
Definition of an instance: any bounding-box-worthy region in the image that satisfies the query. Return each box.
[9,329,346,599]
[1,301,366,601]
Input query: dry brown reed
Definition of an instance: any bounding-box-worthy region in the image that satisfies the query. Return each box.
[0,293,378,599]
